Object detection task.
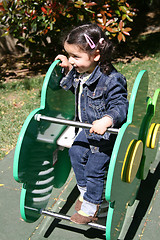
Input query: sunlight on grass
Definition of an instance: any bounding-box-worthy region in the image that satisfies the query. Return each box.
[0,76,44,160]
[115,53,160,98]
[0,54,160,160]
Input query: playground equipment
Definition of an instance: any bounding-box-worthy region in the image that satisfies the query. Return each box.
[13,60,160,240]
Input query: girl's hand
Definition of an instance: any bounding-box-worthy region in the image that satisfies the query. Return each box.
[55,55,72,74]
[90,116,113,135]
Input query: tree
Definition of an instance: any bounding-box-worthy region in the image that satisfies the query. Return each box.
[0,0,137,60]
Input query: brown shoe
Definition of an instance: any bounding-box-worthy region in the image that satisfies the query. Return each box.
[75,199,83,211]
[70,212,98,224]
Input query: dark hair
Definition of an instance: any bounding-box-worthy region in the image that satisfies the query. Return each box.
[64,23,114,75]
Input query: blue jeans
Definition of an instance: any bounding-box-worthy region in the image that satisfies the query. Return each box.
[69,130,113,204]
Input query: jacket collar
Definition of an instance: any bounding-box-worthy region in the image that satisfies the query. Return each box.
[73,65,102,86]
[85,65,102,86]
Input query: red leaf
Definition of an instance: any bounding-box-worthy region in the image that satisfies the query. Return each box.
[124,27,132,32]
[31,10,36,16]
[0,3,5,12]
[126,3,130,8]
[102,12,106,25]
[43,29,48,35]
[85,2,97,8]
[106,12,112,17]
[41,7,47,14]
[98,23,106,30]
[25,11,30,17]
[106,27,118,33]
[123,31,130,36]
[119,20,124,30]
[106,19,114,26]
[118,32,122,42]
[103,4,110,9]
[32,16,37,20]
[122,33,126,42]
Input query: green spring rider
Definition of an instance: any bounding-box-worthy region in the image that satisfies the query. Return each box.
[13,60,160,240]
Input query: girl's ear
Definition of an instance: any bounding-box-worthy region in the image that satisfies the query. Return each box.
[94,50,100,62]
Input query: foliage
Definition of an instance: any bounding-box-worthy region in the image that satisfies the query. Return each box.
[0,0,137,59]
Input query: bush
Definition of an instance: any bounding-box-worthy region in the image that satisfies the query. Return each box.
[0,0,137,60]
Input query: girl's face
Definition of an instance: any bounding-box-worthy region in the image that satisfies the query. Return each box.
[64,42,100,74]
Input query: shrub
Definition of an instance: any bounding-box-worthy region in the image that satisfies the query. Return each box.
[0,0,136,60]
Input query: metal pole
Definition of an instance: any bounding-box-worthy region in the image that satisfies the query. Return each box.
[35,114,119,135]
[41,209,106,231]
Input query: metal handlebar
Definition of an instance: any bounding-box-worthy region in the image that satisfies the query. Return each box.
[35,114,119,135]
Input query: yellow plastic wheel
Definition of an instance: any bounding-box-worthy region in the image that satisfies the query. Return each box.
[151,123,160,149]
[121,140,135,182]
[121,140,143,183]
[146,123,156,148]
[126,140,143,183]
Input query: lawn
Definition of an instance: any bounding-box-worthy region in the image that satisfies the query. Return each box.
[0,76,44,160]
[0,52,160,160]
[117,53,160,98]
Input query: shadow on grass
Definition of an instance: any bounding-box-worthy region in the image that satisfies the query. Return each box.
[136,32,160,56]
[116,31,160,62]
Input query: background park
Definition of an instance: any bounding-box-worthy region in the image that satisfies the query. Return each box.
[0,1,160,240]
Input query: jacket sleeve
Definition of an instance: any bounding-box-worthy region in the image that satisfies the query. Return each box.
[104,72,129,128]
[60,67,77,93]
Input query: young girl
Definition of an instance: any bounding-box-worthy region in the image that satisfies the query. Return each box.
[55,23,128,224]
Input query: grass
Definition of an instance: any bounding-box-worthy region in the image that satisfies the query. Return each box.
[0,76,44,160]
[116,52,160,98]
[0,52,160,160]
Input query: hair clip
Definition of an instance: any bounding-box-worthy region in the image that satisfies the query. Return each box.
[99,38,104,44]
[84,33,95,49]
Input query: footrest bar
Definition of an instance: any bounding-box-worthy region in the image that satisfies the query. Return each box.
[41,209,106,231]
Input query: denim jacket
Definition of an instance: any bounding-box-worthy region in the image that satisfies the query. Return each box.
[60,65,128,152]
